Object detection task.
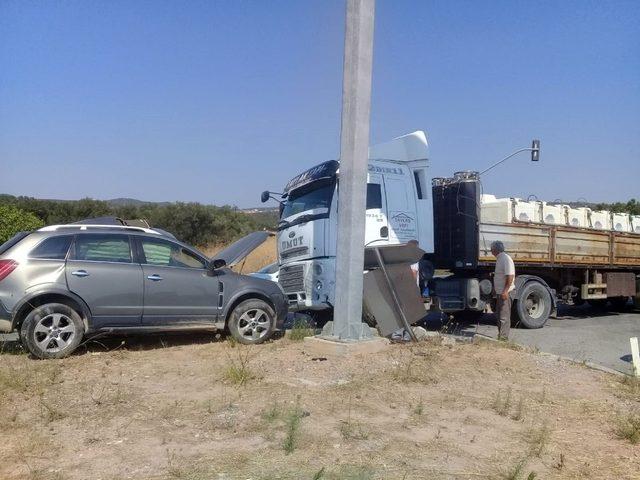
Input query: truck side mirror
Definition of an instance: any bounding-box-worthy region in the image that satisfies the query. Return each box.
[261,191,270,203]
[531,139,540,161]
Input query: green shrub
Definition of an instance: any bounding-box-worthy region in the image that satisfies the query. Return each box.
[0,204,44,243]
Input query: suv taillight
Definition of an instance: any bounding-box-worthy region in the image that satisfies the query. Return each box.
[0,260,18,282]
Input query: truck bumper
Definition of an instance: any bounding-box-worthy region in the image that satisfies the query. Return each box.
[278,259,335,312]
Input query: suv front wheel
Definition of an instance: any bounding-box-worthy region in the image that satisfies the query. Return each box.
[20,303,84,359]
[227,299,275,345]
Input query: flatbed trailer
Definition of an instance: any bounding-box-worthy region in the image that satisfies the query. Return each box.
[430,173,640,328]
[478,222,640,268]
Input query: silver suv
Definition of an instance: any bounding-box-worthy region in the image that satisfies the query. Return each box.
[0,224,287,359]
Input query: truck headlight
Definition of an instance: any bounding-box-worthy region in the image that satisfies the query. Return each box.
[315,280,323,291]
[314,264,323,275]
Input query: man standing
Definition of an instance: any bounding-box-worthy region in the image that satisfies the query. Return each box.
[491,240,515,340]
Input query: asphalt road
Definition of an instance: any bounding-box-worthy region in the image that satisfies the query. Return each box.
[423,304,640,374]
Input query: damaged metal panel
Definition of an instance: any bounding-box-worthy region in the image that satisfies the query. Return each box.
[362,244,426,339]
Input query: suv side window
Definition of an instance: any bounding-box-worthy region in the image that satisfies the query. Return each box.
[139,238,205,269]
[72,234,132,263]
[29,235,73,260]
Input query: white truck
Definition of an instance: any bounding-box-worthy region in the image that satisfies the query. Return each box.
[263,132,432,319]
[262,131,640,328]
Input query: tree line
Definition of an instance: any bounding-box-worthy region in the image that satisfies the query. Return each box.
[0,194,278,246]
[592,198,640,216]
[1,194,637,246]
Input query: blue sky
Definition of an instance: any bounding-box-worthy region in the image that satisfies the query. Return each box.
[1,0,639,207]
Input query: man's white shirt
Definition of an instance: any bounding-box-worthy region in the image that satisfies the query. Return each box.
[494,252,515,293]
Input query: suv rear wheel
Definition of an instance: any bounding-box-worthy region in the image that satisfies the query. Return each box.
[227,299,275,345]
[20,303,84,359]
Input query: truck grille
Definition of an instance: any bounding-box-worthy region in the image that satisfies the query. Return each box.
[279,264,305,293]
[280,246,309,260]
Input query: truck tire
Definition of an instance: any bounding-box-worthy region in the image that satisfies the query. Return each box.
[513,281,552,329]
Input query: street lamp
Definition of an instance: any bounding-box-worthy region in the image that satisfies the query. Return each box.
[479,139,541,176]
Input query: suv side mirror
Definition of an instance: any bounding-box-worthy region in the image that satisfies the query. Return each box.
[209,258,227,271]
[261,191,270,203]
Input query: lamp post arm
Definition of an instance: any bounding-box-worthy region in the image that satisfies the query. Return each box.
[479,147,534,176]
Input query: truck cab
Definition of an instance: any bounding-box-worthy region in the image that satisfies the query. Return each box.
[272,131,433,312]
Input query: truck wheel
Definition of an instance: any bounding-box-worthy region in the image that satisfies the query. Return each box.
[227,299,275,345]
[513,282,552,329]
[20,303,84,359]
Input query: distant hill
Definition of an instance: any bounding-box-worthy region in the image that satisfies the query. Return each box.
[106,197,171,207]
[1,193,274,212]
[242,207,279,214]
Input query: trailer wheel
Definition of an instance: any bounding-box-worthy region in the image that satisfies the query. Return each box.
[513,281,552,329]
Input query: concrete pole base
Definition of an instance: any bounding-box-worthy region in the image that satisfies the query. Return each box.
[303,335,390,358]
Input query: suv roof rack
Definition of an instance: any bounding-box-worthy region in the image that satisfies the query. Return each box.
[38,224,163,235]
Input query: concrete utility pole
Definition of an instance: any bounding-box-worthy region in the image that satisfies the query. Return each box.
[332,0,376,340]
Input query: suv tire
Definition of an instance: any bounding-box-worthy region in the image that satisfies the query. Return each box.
[20,303,84,359]
[228,299,275,345]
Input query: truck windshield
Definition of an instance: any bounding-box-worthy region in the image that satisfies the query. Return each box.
[281,182,334,220]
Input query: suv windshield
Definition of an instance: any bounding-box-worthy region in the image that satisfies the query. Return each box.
[281,182,334,220]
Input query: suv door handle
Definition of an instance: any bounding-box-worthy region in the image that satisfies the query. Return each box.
[71,270,89,277]
[147,274,163,281]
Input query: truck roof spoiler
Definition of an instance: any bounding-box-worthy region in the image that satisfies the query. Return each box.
[369,130,429,163]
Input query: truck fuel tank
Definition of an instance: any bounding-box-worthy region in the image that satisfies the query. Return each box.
[432,276,488,312]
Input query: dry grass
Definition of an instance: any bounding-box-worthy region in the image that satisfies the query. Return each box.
[282,398,306,454]
[288,318,315,341]
[339,396,370,441]
[615,375,640,401]
[222,346,257,386]
[0,338,639,480]
[525,421,552,457]
[492,387,513,416]
[614,410,640,444]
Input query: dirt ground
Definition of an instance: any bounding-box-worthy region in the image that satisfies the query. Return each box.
[1,333,639,480]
